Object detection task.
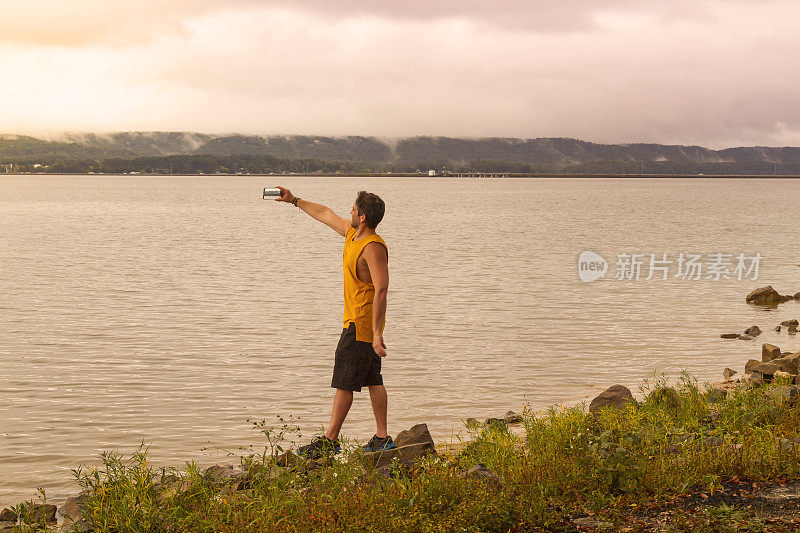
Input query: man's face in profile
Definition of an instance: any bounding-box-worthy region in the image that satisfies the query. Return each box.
[350,202,360,229]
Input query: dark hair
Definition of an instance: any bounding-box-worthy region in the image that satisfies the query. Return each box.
[355,191,385,228]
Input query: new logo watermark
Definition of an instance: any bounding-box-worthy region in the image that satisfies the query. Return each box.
[578,251,761,282]
[578,251,608,282]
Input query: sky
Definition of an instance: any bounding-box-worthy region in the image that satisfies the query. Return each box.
[1,0,799,148]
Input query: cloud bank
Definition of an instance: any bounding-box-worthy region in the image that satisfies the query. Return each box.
[1,1,798,147]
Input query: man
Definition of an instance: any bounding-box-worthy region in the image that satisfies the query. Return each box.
[274,186,396,458]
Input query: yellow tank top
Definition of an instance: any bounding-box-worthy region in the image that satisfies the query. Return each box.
[342,227,388,342]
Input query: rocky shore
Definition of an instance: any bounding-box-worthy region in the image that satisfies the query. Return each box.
[3,285,800,532]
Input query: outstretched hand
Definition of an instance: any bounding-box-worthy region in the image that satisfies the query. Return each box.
[373,333,387,358]
[274,186,296,204]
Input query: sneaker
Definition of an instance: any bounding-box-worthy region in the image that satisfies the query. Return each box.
[362,434,397,453]
[298,436,341,460]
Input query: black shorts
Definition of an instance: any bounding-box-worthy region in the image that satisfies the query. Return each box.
[331,322,383,392]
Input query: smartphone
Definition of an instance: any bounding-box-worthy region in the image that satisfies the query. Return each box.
[263,187,282,198]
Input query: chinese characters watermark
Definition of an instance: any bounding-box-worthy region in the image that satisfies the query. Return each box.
[578,251,761,283]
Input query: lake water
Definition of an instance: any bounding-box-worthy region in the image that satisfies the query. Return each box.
[1,175,799,507]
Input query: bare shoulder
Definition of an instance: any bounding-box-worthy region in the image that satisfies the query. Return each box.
[363,241,388,261]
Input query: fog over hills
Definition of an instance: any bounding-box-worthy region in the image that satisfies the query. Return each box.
[3,132,800,174]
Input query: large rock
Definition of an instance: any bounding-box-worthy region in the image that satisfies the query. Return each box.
[203,465,249,490]
[359,447,400,470]
[397,442,437,465]
[395,423,435,448]
[752,362,782,377]
[275,450,297,467]
[745,359,761,373]
[707,388,727,403]
[360,442,436,470]
[763,343,783,362]
[738,335,755,341]
[0,510,14,522]
[59,491,88,522]
[503,410,523,424]
[789,325,798,334]
[721,333,740,339]
[744,325,762,337]
[781,319,799,327]
[746,286,793,305]
[723,368,737,381]
[357,424,437,470]
[773,353,800,374]
[20,503,56,524]
[463,463,503,484]
[588,385,635,414]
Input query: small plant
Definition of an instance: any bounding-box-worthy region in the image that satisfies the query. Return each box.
[702,473,723,495]
[247,414,301,464]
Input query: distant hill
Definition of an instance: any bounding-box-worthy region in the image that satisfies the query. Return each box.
[3,132,800,174]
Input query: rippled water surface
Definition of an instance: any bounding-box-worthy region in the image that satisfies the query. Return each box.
[1,175,799,506]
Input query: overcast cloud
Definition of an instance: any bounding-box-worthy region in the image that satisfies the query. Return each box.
[1,0,798,147]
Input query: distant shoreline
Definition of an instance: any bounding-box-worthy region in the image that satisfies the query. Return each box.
[4,172,800,179]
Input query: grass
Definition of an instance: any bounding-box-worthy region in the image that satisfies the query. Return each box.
[13,372,800,532]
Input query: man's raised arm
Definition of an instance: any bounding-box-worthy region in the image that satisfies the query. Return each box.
[275,186,351,236]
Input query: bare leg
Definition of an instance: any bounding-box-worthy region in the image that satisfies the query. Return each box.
[368,385,388,438]
[325,389,353,441]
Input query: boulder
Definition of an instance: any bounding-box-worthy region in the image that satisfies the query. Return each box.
[503,410,523,424]
[745,359,761,373]
[746,372,764,385]
[484,418,507,428]
[275,450,297,467]
[588,385,635,414]
[395,423,435,448]
[773,371,796,383]
[59,491,88,522]
[358,424,437,470]
[721,333,740,339]
[795,292,800,299]
[648,386,682,411]
[398,442,437,464]
[762,343,783,362]
[20,503,56,524]
[751,362,782,377]
[203,465,249,490]
[0,510,14,522]
[781,319,799,327]
[463,463,503,484]
[773,354,800,374]
[789,325,798,334]
[746,286,793,305]
[744,325,762,337]
[359,447,400,470]
[738,335,755,341]
[723,368,737,381]
[707,388,727,403]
